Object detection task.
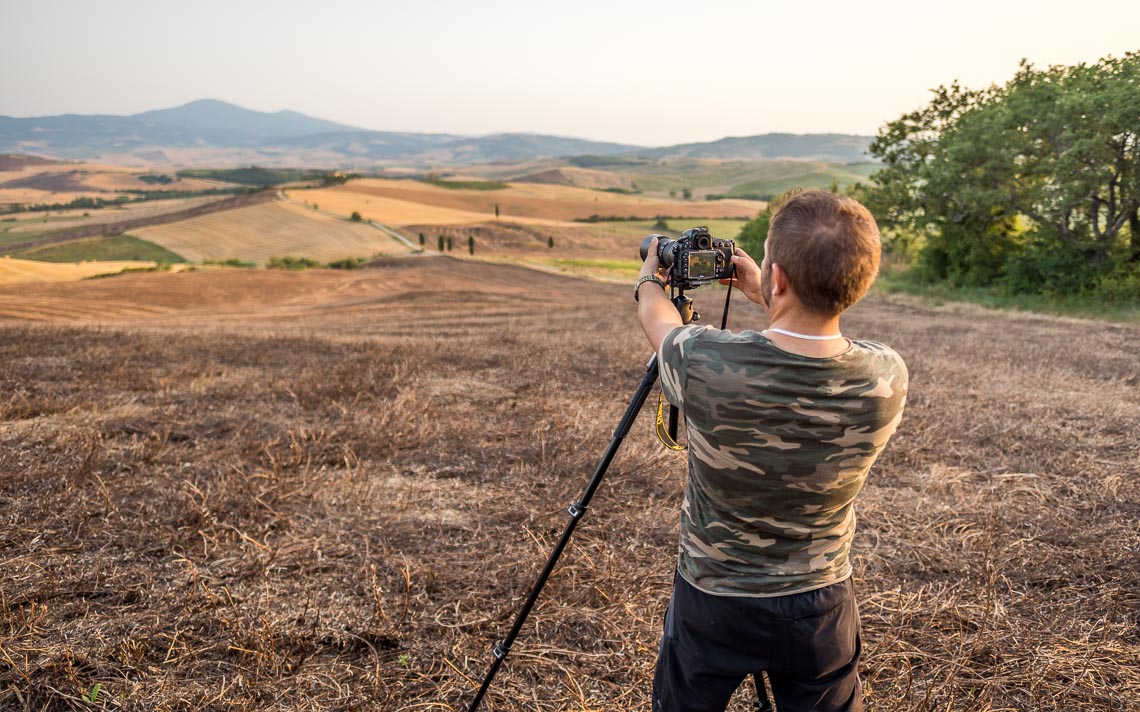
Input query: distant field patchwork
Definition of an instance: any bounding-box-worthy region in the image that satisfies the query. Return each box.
[0,196,228,240]
[133,199,411,264]
[289,179,764,227]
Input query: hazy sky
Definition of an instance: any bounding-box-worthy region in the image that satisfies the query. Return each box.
[2,0,1137,146]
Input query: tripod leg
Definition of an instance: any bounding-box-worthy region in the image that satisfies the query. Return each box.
[467,354,662,711]
[753,673,774,711]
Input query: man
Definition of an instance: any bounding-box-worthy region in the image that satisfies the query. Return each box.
[634,190,908,712]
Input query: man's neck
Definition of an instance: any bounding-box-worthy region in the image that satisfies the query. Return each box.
[763,307,847,358]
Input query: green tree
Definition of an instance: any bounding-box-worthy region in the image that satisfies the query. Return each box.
[468,235,475,255]
[447,236,453,251]
[548,236,554,249]
[682,188,692,200]
[438,235,444,251]
[736,205,772,257]
[867,52,1140,295]
[350,211,362,222]
[494,204,500,219]
[419,232,425,246]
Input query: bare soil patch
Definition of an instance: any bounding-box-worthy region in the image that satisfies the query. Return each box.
[1,260,1136,711]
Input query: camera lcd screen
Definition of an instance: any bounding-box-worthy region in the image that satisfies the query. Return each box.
[687,251,717,279]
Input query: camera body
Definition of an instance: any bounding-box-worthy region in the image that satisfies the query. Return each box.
[640,227,735,290]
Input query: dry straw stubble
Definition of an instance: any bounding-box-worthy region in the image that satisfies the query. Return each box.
[0,258,1137,710]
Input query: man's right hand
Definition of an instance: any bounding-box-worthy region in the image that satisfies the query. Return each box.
[721,247,764,305]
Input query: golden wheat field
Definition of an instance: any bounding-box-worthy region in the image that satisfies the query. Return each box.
[0,256,159,284]
[0,257,1136,711]
[289,179,764,227]
[132,199,412,265]
[287,187,571,228]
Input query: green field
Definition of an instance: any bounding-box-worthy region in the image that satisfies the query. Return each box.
[177,167,334,186]
[619,160,879,198]
[10,235,187,263]
[593,218,751,241]
[432,179,508,190]
[721,163,879,198]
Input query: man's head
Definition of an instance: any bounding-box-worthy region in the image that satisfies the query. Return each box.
[761,189,881,316]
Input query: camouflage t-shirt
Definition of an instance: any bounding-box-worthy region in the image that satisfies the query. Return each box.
[659,325,908,597]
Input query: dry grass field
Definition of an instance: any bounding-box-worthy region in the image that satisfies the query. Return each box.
[289,179,764,228]
[133,200,412,265]
[1,258,1137,712]
[0,257,159,284]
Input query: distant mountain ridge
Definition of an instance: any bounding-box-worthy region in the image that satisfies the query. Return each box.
[0,100,875,166]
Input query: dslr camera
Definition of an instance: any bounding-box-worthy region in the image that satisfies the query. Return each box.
[639,227,735,290]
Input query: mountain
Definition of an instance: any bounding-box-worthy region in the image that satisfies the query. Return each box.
[132,99,360,143]
[0,100,875,166]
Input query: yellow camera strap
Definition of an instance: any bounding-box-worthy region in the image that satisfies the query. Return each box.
[654,391,686,451]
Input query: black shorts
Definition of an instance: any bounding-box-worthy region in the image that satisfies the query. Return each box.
[652,574,862,712]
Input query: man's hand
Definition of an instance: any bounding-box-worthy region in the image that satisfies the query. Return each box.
[639,237,670,283]
[720,246,764,305]
[637,237,683,354]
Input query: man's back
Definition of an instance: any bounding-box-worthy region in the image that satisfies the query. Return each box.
[660,325,908,597]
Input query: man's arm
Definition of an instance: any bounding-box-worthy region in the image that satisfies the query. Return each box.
[637,237,684,355]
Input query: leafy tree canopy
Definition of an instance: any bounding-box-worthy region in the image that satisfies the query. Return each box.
[865,52,1139,296]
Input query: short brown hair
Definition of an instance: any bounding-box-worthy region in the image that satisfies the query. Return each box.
[766,189,881,315]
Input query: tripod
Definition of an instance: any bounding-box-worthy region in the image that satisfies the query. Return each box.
[466,289,772,711]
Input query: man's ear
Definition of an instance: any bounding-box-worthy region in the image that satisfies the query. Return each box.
[770,262,788,296]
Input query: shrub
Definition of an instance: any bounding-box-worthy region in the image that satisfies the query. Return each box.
[267,256,320,270]
[203,258,255,269]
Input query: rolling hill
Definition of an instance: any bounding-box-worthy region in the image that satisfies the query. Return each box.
[0,100,875,167]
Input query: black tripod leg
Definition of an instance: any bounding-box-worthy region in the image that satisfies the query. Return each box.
[753,673,774,711]
[467,354,662,712]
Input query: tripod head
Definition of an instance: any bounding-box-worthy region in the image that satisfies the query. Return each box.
[670,288,698,325]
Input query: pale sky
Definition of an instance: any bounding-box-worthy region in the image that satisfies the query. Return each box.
[2,0,1137,146]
